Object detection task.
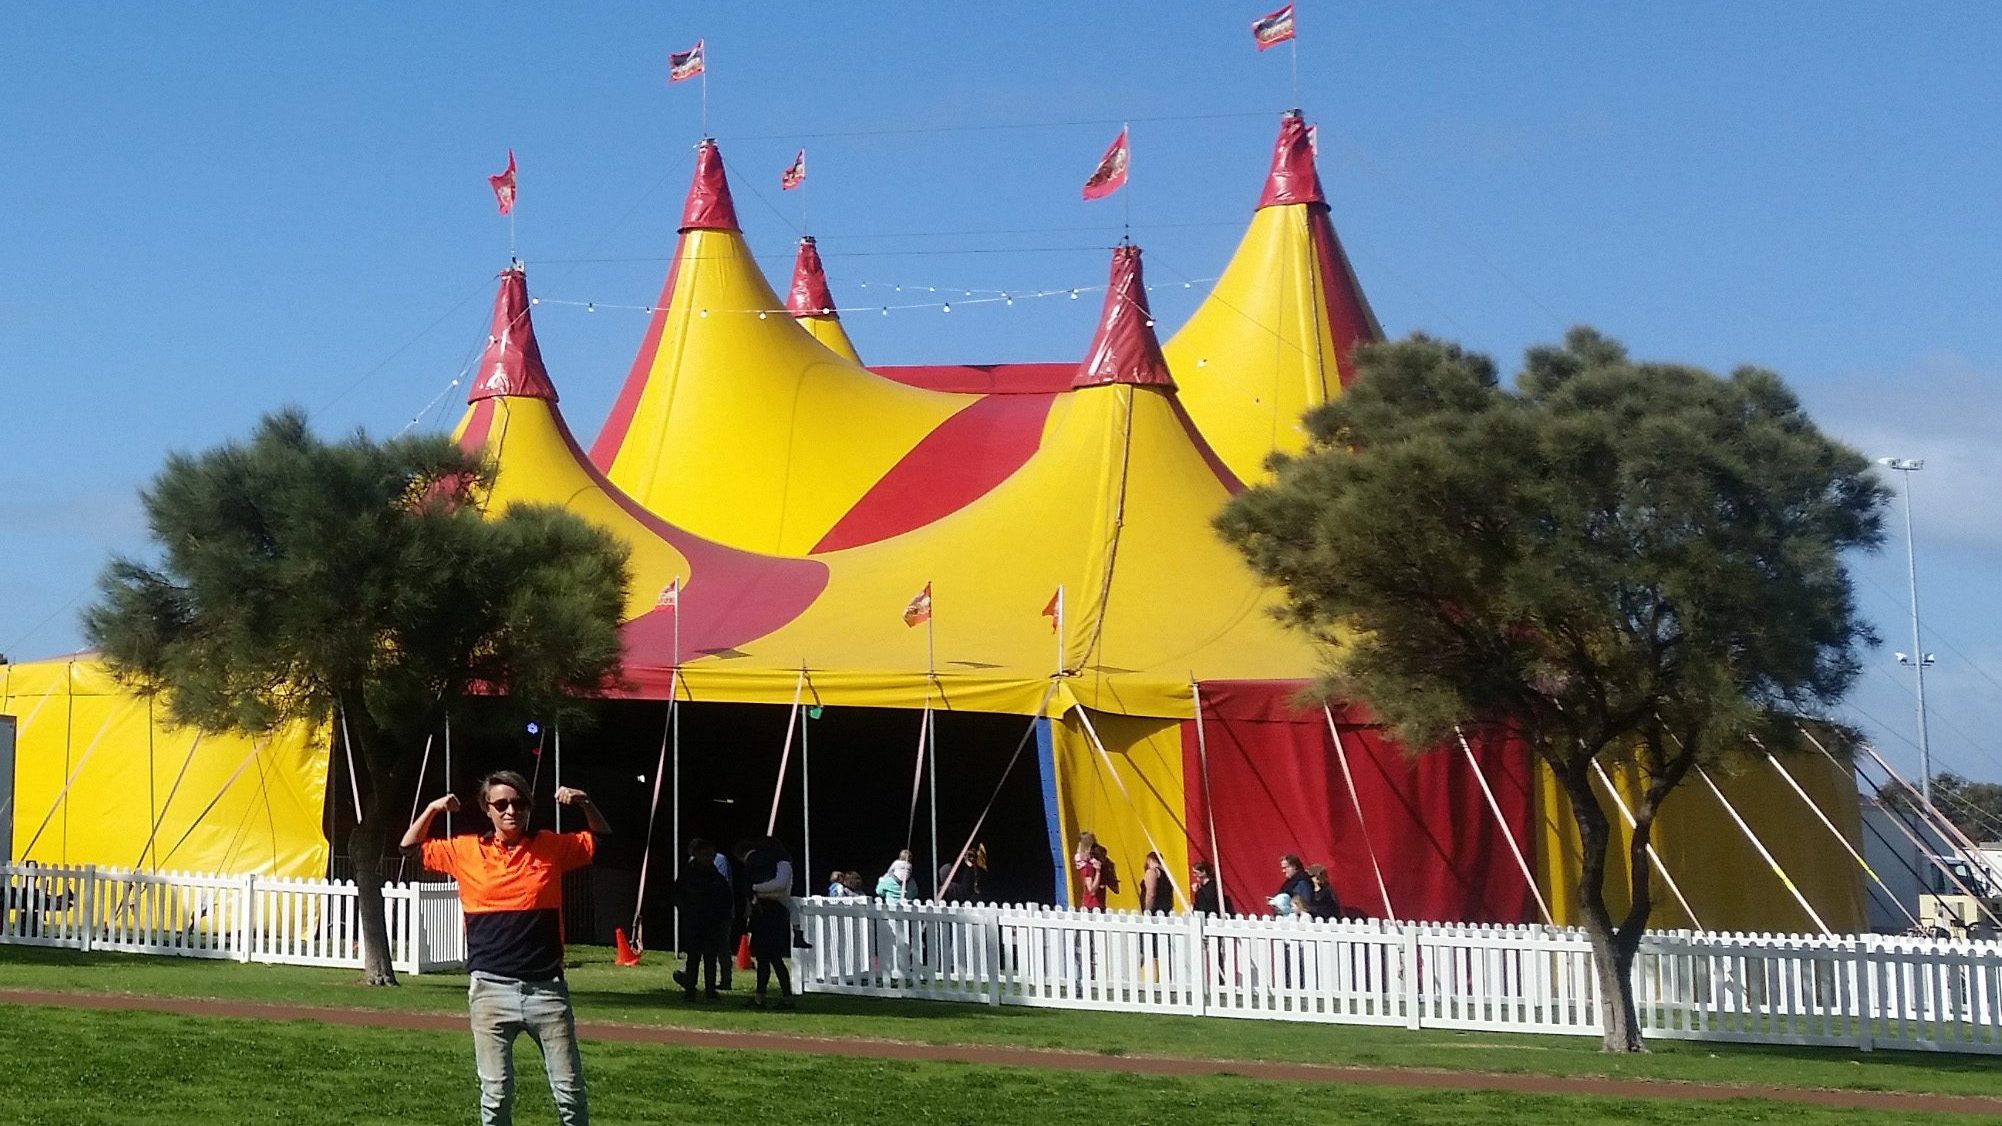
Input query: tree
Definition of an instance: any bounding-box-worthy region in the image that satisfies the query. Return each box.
[1882,773,2002,843]
[1217,328,1885,1051]
[83,410,630,984]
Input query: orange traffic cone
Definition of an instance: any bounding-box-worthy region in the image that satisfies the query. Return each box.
[735,933,753,971]
[614,927,642,967]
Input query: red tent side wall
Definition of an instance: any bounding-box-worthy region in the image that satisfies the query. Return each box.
[1183,680,1537,924]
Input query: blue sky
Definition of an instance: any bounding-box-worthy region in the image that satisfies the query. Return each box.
[6,4,1999,792]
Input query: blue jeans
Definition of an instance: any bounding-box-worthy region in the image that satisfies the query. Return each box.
[468,975,589,1126]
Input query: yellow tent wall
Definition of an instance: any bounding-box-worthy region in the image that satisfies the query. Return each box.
[1533,752,1866,934]
[1047,708,1191,911]
[1,657,330,878]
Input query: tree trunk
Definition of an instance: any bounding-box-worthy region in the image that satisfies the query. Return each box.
[1555,758,1648,1052]
[1590,930,1645,1052]
[349,815,399,986]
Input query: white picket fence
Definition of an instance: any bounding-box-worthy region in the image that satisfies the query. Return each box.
[799,898,2002,1054]
[0,864,464,974]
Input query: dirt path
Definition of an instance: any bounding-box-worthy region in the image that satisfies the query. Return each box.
[5,988,1998,1116]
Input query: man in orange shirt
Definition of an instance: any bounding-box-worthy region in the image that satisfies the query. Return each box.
[403,770,609,1126]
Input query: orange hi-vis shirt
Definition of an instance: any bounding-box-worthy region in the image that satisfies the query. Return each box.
[421,830,595,980]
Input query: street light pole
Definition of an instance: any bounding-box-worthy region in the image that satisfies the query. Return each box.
[1878,457,1933,805]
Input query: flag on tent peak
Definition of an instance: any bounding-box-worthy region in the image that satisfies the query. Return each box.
[1251,4,1295,50]
[1042,586,1064,634]
[669,39,705,83]
[1259,110,1324,209]
[780,149,806,191]
[903,582,933,628]
[488,150,517,215]
[680,138,740,233]
[468,264,556,403]
[1073,244,1173,390]
[1082,128,1129,201]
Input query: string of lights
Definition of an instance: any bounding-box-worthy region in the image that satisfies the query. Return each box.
[525,275,1218,319]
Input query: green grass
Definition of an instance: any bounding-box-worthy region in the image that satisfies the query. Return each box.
[1,1004,1986,1126]
[0,945,1995,1100]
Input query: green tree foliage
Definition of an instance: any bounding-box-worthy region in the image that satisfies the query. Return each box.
[83,410,631,983]
[1218,328,1885,1050]
[1882,773,2002,844]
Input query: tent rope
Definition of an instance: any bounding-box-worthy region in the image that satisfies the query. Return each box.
[905,704,931,851]
[1071,705,1186,912]
[1453,726,1554,926]
[1587,760,1704,931]
[1695,765,1831,936]
[1755,738,1920,930]
[156,739,271,870]
[938,682,1061,900]
[629,684,676,948]
[1323,706,1396,922]
[20,696,137,860]
[336,702,363,821]
[764,668,807,837]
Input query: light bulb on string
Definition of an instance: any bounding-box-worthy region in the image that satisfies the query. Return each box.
[758,310,768,320]
[942,303,952,313]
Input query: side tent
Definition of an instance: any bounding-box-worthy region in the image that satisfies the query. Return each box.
[0,656,329,878]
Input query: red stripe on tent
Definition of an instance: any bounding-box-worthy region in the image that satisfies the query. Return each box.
[812,393,1057,553]
[539,405,829,666]
[1183,681,1535,924]
[456,399,498,453]
[1307,208,1383,389]
[587,243,686,470]
[871,363,1078,395]
[1168,396,1246,495]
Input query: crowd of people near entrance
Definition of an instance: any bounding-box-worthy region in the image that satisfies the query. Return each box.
[1073,831,1359,921]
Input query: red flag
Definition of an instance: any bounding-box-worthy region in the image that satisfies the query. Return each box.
[668,39,705,83]
[780,149,806,191]
[1252,4,1296,51]
[903,582,933,628]
[1081,128,1129,201]
[488,150,517,216]
[656,577,680,610]
[1042,586,1064,634]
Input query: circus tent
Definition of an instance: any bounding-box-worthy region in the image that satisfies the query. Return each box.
[1,113,1867,935]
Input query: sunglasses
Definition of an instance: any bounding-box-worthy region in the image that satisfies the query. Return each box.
[488,798,529,812]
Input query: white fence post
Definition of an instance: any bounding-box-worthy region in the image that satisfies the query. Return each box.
[1402,924,1423,1030]
[79,866,97,954]
[237,874,256,963]
[1189,910,1208,1017]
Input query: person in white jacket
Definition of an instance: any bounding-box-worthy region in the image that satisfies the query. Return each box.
[742,837,798,1010]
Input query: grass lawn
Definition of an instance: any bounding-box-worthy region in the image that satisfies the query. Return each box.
[3,1004,1988,1126]
[0,944,1995,1101]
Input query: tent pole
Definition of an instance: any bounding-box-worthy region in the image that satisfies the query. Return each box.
[443,713,453,838]
[552,723,562,833]
[669,683,681,951]
[1191,681,1224,915]
[928,702,939,898]
[801,697,812,903]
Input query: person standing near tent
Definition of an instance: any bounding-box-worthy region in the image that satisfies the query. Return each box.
[1190,860,1231,916]
[1271,854,1312,916]
[402,770,609,1126]
[875,856,913,901]
[673,839,731,1002]
[742,836,798,1010]
[1073,832,1107,910]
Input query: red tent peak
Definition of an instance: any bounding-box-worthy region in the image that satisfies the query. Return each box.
[467,264,557,404]
[679,138,741,233]
[1072,244,1174,391]
[1257,109,1325,210]
[786,236,837,318]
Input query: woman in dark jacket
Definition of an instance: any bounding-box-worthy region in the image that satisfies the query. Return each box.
[1304,863,1341,921]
